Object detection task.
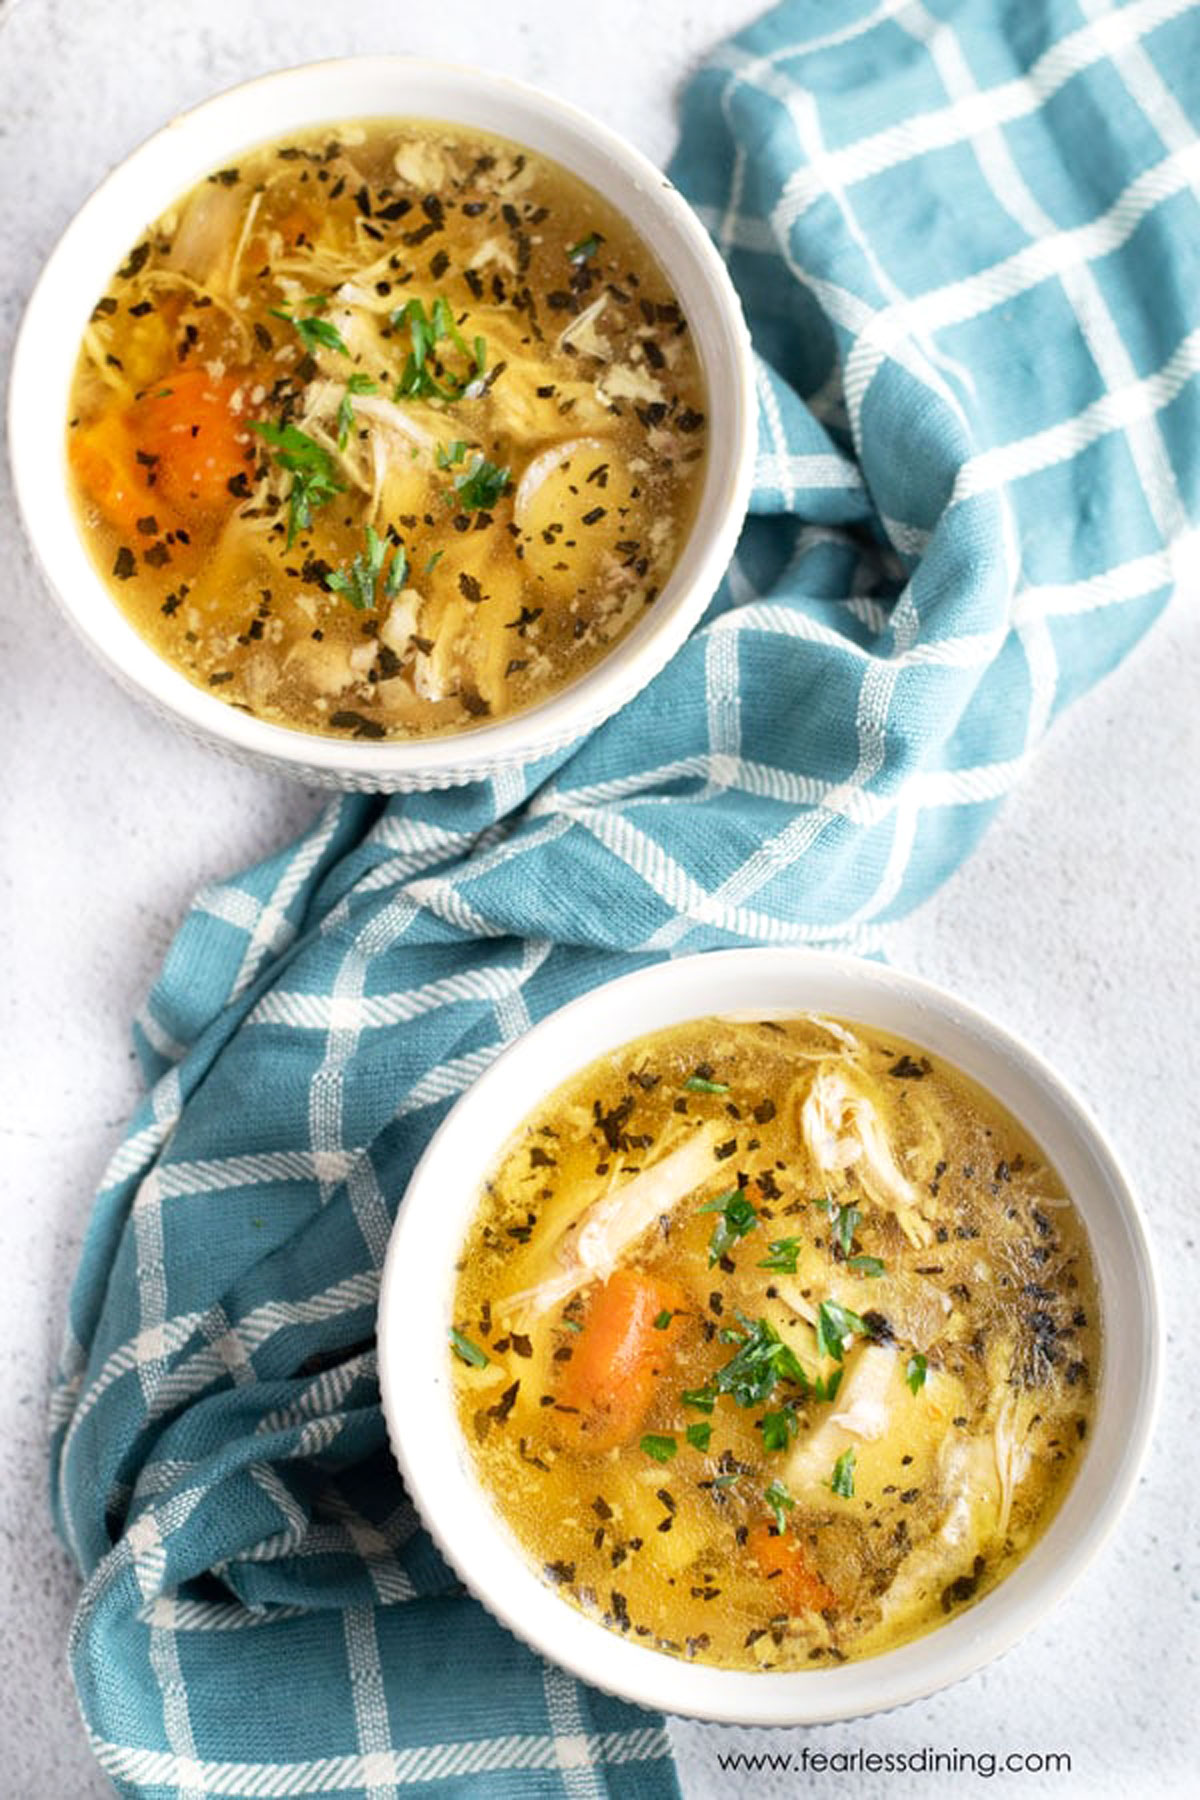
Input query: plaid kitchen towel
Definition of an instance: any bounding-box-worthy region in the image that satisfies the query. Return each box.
[51,0,1200,1793]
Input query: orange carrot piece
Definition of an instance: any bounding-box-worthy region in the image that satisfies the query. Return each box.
[556,1268,687,1451]
[129,371,253,517]
[68,412,156,538]
[747,1521,835,1615]
[274,205,318,248]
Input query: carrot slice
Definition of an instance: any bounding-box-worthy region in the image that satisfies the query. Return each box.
[747,1521,835,1615]
[556,1268,687,1451]
[68,412,156,538]
[129,370,253,517]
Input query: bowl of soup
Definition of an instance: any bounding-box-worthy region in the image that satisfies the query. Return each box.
[377,949,1160,1723]
[8,59,755,789]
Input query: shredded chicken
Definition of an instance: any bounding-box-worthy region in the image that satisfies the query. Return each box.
[869,1433,1000,1631]
[800,1067,935,1246]
[501,1125,720,1318]
[993,1392,1033,1537]
[351,393,440,454]
[828,1345,897,1441]
[597,361,667,407]
[785,1345,898,1490]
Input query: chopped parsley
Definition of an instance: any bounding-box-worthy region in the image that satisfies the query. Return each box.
[393,295,487,401]
[827,1201,862,1260]
[640,1433,678,1464]
[567,231,602,262]
[764,1478,795,1532]
[684,1075,729,1094]
[336,372,378,450]
[757,1237,801,1274]
[652,1309,673,1330]
[269,293,351,358]
[685,1421,712,1453]
[681,1385,715,1413]
[452,453,510,511]
[847,1254,886,1278]
[905,1353,928,1394]
[383,542,408,597]
[815,1298,868,1364]
[760,1404,798,1452]
[326,524,407,611]
[713,1316,804,1408]
[436,439,469,468]
[449,1328,489,1368]
[812,1366,843,1405]
[831,1447,857,1498]
[698,1187,759,1266]
[249,419,345,547]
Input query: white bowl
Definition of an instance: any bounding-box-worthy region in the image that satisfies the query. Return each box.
[8,58,755,791]
[378,948,1161,1724]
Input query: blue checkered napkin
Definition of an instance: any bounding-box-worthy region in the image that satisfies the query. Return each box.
[51,1,1199,1793]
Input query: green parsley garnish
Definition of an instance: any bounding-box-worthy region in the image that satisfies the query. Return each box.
[828,1201,862,1260]
[449,1328,489,1368]
[640,1433,678,1464]
[813,1366,843,1405]
[249,419,345,547]
[336,372,378,450]
[698,1187,759,1266]
[757,1237,801,1274]
[326,525,407,611]
[567,231,602,262]
[764,1478,795,1532]
[815,1298,868,1364]
[714,1316,805,1408]
[831,1447,857,1498]
[424,550,445,575]
[847,1254,885,1278]
[685,1421,712,1453]
[452,454,510,512]
[393,295,487,401]
[905,1353,928,1394]
[436,439,469,468]
[652,1309,673,1330]
[760,1404,798,1452]
[269,294,350,359]
[684,1075,729,1094]
[383,542,408,597]
[681,1385,715,1413]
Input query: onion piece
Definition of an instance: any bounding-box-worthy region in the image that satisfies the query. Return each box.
[513,436,608,524]
[557,293,610,360]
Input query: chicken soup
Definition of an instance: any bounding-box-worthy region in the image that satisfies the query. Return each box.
[450,1014,1100,1669]
[66,121,707,739]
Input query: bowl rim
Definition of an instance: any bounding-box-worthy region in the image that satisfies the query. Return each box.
[377,947,1162,1725]
[7,54,757,788]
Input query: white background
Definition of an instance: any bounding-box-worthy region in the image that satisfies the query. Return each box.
[1,0,1197,1795]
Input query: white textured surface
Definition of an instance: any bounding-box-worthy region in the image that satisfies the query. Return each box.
[0,1,1196,1796]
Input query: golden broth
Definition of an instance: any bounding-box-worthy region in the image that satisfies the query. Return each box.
[66,121,707,739]
[451,1015,1100,1670]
